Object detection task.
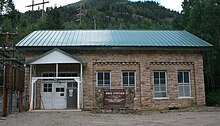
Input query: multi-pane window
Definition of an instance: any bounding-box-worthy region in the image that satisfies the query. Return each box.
[43,83,52,92]
[153,71,167,98]
[56,87,64,92]
[97,71,111,88]
[178,71,191,97]
[122,71,135,87]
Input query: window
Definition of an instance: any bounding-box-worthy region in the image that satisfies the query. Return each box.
[122,71,135,87]
[97,71,111,88]
[153,71,167,98]
[43,83,52,92]
[56,87,64,92]
[178,71,191,97]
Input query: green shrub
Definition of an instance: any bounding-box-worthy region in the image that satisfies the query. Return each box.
[206,90,220,106]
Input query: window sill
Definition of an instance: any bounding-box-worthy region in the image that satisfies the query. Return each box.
[178,97,193,99]
[153,97,169,100]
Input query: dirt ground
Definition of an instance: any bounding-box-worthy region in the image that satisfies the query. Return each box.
[1,107,220,126]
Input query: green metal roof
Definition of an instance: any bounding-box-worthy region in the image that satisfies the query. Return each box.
[16,30,212,48]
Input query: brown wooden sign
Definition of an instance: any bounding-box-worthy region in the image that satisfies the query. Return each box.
[104,89,126,108]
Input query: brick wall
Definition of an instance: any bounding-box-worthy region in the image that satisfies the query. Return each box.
[24,49,206,110]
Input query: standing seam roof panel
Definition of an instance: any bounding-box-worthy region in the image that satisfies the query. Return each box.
[34,31,48,46]
[43,31,54,46]
[63,31,71,46]
[184,32,205,46]
[48,31,61,46]
[25,31,42,46]
[165,31,183,46]
[53,31,63,46]
[20,31,37,46]
[59,31,68,46]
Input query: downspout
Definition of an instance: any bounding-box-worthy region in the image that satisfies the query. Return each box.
[138,63,142,108]
[92,62,94,110]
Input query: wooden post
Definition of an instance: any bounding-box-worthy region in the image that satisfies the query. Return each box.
[2,64,8,117]
[19,90,23,113]
[2,88,8,117]
[26,0,49,22]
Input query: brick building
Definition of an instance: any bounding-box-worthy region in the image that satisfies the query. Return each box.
[16,30,212,110]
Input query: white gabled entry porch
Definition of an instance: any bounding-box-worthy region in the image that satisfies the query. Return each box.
[28,48,85,111]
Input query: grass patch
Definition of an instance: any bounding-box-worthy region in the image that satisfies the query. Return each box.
[206,90,220,106]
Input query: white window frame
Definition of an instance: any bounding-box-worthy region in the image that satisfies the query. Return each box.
[96,71,111,88]
[122,71,136,87]
[43,83,52,92]
[178,71,191,98]
[153,71,168,99]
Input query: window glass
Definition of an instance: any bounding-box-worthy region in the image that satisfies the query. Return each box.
[154,79,159,85]
[129,76,135,85]
[43,84,52,92]
[184,86,190,96]
[184,72,189,83]
[153,71,167,98]
[48,87,52,92]
[97,72,111,88]
[160,78,166,84]
[178,86,183,96]
[154,72,159,79]
[56,88,60,92]
[98,73,103,81]
[154,86,159,91]
[43,88,47,92]
[178,71,190,97]
[123,76,128,85]
[178,72,183,83]
[160,72,165,79]
[122,71,135,87]
[104,73,110,80]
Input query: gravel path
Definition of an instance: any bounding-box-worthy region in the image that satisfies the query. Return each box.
[1,110,220,126]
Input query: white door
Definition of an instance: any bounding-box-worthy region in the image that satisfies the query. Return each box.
[41,82,67,109]
[41,83,53,109]
[54,82,66,109]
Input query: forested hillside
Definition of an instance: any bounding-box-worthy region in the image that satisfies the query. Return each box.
[0,0,179,40]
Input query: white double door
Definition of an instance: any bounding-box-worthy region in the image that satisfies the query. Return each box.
[41,82,67,109]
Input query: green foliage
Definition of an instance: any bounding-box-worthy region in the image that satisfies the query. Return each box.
[1,18,13,32]
[45,7,63,29]
[206,90,220,106]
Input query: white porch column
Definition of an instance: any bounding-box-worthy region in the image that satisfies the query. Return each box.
[29,65,39,111]
[29,78,37,111]
[29,65,32,111]
[80,63,83,109]
[74,77,80,109]
[56,63,59,77]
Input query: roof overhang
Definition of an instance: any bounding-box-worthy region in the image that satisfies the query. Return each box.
[17,46,213,52]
